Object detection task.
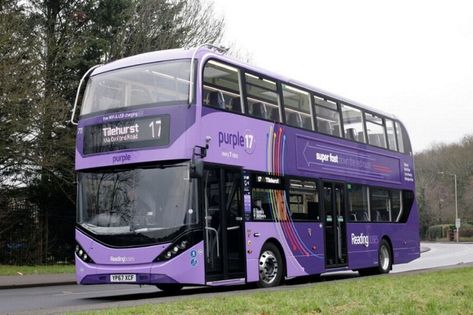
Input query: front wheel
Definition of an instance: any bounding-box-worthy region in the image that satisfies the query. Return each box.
[257,243,284,288]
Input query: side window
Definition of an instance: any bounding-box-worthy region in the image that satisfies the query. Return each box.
[245,73,280,121]
[342,104,365,143]
[402,124,412,154]
[390,190,402,222]
[385,119,398,151]
[395,121,412,154]
[203,61,242,113]
[288,179,319,221]
[370,187,390,222]
[282,85,313,130]
[314,96,342,137]
[252,188,274,220]
[399,190,414,223]
[365,113,387,148]
[395,121,405,153]
[347,184,369,222]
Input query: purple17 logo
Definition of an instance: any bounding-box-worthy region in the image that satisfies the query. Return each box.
[244,129,255,154]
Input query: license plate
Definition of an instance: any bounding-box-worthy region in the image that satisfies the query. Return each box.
[110,274,136,282]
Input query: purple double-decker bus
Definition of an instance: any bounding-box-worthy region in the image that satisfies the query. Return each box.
[71,45,419,291]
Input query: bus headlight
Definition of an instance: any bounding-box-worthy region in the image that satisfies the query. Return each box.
[75,243,95,264]
[154,230,202,262]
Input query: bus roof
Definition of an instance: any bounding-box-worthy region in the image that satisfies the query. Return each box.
[92,48,195,76]
[92,47,399,121]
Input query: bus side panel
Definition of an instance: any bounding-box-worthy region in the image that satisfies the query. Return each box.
[245,222,325,282]
[347,203,420,270]
[393,201,421,264]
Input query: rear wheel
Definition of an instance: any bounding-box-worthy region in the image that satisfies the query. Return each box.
[257,243,284,288]
[358,239,392,276]
[156,284,183,293]
[377,239,392,274]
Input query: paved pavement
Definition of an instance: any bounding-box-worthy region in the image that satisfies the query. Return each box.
[0,273,75,290]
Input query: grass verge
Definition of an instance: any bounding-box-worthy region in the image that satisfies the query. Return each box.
[0,264,74,276]
[76,266,473,315]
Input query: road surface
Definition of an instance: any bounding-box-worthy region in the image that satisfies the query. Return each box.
[1,242,472,315]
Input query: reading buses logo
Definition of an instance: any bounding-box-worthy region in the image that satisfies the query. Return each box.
[109,255,135,263]
[351,233,370,247]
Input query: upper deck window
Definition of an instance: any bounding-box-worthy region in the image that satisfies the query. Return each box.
[365,113,387,149]
[282,85,313,130]
[245,74,281,122]
[342,104,365,143]
[385,119,398,151]
[395,121,406,153]
[81,59,191,116]
[203,61,242,113]
[314,96,342,137]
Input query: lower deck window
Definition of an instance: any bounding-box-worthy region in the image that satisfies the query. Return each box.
[289,179,320,221]
[370,188,391,222]
[252,188,274,220]
[349,184,404,223]
[348,184,369,222]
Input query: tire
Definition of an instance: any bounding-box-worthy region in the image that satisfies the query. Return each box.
[358,239,392,276]
[377,239,392,274]
[257,242,284,288]
[156,283,183,293]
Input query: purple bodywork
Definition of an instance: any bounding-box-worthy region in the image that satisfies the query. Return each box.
[75,48,420,286]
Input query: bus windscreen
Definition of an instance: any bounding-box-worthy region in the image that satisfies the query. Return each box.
[80,59,191,116]
[77,163,198,246]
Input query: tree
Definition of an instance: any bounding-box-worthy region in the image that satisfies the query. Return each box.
[415,134,473,239]
[0,0,225,264]
[0,1,40,187]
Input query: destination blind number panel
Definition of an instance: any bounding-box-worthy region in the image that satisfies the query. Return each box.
[83,115,170,154]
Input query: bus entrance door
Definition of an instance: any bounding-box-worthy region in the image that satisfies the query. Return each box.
[203,167,246,282]
[322,182,348,268]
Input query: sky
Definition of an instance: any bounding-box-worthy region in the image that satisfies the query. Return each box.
[212,0,473,152]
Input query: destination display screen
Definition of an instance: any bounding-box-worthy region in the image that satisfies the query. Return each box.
[252,174,285,189]
[83,115,170,154]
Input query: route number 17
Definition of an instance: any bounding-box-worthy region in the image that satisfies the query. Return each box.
[148,119,162,139]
